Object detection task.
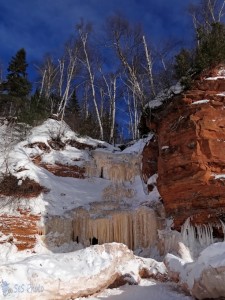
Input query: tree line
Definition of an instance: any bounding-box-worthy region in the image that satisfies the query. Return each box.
[0,1,225,143]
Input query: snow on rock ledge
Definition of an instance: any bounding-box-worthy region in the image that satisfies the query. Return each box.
[165,242,225,299]
[0,243,167,300]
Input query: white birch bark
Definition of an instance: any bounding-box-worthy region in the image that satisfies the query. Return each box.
[143,35,156,97]
[79,30,104,140]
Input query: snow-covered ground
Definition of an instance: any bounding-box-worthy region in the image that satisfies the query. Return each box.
[0,118,225,299]
[83,280,193,300]
[0,119,155,219]
[0,241,193,300]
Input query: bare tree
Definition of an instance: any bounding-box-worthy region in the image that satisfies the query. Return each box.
[108,15,146,105]
[107,14,148,139]
[189,0,225,40]
[77,22,104,140]
[36,55,58,100]
[56,38,81,119]
[100,71,118,143]
[143,35,156,97]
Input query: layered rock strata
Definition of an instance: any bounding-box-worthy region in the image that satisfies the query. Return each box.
[142,65,225,233]
[0,210,40,250]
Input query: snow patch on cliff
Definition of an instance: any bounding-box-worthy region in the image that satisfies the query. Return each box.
[191,99,210,105]
[146,82,183,109]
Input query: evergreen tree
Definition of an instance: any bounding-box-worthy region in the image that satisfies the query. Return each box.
[65,90,81,131]
[173,48,193,88]
[6,48,31,97]
[174,49,192,80]
[67,90,80,115]
[195,22,225,72]
[19,90,49,125]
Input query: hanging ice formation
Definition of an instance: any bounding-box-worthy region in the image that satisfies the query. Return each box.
[181,217,214,249]
[44,205,162,250]
[158,229,182,256]
[43,149,165,250]
[220,220,225,240]
[85,150,141,184]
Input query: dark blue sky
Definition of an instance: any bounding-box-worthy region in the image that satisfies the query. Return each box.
[0,0,199,71]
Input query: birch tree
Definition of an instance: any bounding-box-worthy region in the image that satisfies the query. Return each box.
[143,35,156,97]
[107,15,147,139]
[77,22,104,140]
[36,55,58,101]
[102,73,117,143]
[56,38,81,119]
[189,0,225,39]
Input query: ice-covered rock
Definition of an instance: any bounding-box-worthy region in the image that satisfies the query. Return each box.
[165,242,225,299]
[0,243,167,300]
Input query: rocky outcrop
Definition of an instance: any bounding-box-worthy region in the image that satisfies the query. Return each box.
[142,65,225,233]
[0,175,45,198]
[38,161,86,178]
[0,210,40,250]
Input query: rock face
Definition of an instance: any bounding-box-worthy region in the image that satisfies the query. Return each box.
[142,65,225,233]
[0,210,40,250]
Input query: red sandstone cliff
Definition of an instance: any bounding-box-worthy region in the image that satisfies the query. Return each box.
[142,65,225,233]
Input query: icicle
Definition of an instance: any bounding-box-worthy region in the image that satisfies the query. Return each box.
[220,219,225,241]
[87,151,140,184]
[181,217,196,249]
[181,217,215,254]
[72,206,158,250]
[196,223,214,247]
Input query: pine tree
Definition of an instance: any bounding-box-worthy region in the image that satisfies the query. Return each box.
[19,90,49,125]
[174,49,192,80]
[64,90,81,131]
[6,48,31,97]
[68,90,80,115]
[195,23,225,72]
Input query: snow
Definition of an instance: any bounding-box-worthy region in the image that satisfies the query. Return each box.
[166,241,225,294]
[0,119,156,218]
[146,174,161,203]
[206,69,225,80]
[191,99,210,105]
[214,173,225,179]
[122,135,153,154]
[146,82,183,109]
[206,76,225,80]
[0,242,178,300]
[41,145,88,166]
[161,145,169,150]
[217,92,225,96]
[28,119,115,151]
[0,245,114,299]
[0,119,125,216]
[82,280,193,300]
[147,174,158,186]
[1,118,224,299]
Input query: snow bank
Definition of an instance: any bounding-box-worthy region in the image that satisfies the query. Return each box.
[0,243,167,300]
[85,279,193,300]
[165,242,225,299]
